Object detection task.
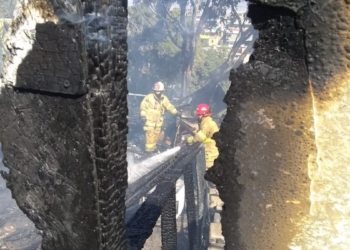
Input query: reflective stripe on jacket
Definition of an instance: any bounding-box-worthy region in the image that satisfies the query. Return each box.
[140,93,177,129]
[194,116,219,158]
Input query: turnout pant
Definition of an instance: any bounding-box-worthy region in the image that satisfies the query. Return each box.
[205,149,219,170]
[144,127,161,152]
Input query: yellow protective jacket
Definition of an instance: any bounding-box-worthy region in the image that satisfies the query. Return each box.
[193,116,219,159]
[140,93,177,130]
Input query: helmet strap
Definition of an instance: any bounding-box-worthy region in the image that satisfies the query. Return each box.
[154,91,162,98]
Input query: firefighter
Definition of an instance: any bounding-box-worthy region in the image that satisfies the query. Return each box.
[187,104,219,169]
[140,81,179,153]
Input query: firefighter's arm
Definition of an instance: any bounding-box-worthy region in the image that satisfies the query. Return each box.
[140,96,149,118]
[194,130,209,143]
[211,121,219,134]
[163,96,178,115]
[187,130,208,145]
[188,125,209,145]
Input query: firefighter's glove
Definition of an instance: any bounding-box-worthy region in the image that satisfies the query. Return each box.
[175,111,182,117]
[187,136,194,145]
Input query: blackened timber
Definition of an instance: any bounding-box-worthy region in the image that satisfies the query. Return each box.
[6,21,87,95]
[161,186,177,250]
[183,149,209,250]
[184,161,198,250]
[0,0,128,249]
[195,150,210,249]
[210,2,315,249]
[85,1,128,249]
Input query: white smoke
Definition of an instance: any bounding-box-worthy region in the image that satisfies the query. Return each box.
[127,146,181,184]
[127,146,186,219]
[0,143,7,173]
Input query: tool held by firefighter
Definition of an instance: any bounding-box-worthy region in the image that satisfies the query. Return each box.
[140,81,180,153]
[187,104,219,169]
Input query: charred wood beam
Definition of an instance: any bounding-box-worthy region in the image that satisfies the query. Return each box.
[0,0,128,249]
[85,1,128,249]
[126,143,202,250]
[161,185,177,250]
[184,161,198,250]
[194,149,210,249]
[184,149,209,250]
[207,0,350,249]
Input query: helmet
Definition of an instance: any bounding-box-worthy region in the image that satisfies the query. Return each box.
[153,81,165,91]
[196,104,212,116]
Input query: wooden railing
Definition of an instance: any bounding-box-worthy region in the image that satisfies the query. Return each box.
[125,143,210,250]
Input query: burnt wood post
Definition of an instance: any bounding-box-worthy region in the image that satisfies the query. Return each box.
[184,148,208,250]
[0,0,128,249]
[195,148,210,249]
[161,185,177,250]
[184,160,198,250]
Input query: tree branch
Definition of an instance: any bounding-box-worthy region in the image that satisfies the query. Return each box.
[178,0,188,40]
[203,26,257,86]
[157,0,191,36]
[190,0,196,33]
[165,22,182,49]
[134,4,157,28]
[132,4,182,49]
[160,0,179,22]
[220,26,255,72]
[207,37,256,87]
[231,4,243,34]
[195,0,211,38]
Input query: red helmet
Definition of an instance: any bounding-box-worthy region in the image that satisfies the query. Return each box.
[196,104,212,116]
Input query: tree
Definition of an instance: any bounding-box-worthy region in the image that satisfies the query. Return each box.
[131,0,257,98]
[128,5,182,96]
[191,42,230,92]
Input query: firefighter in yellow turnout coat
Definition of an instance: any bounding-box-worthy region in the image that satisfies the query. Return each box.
[187,104,219,169]
[140,82,178,152]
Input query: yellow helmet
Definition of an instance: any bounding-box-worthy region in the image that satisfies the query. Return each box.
[153,81,165,91]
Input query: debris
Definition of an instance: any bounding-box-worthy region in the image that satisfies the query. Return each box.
[265,204,273,209]
[278,169,291,175]
[286,200,300,205]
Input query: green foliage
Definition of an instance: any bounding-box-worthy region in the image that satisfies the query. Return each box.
[190,44,229,92]
[128,0,254,99]
[157,37,180,57]
[128,4,232,96]
[128,5,182,97]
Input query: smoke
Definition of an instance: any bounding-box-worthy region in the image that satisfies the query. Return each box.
[48,0,82,23]
[126,152,136,170]
[86,32,108,42]
[0,143,7,174]
[54,2,117,44]
[126,147,186,219]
